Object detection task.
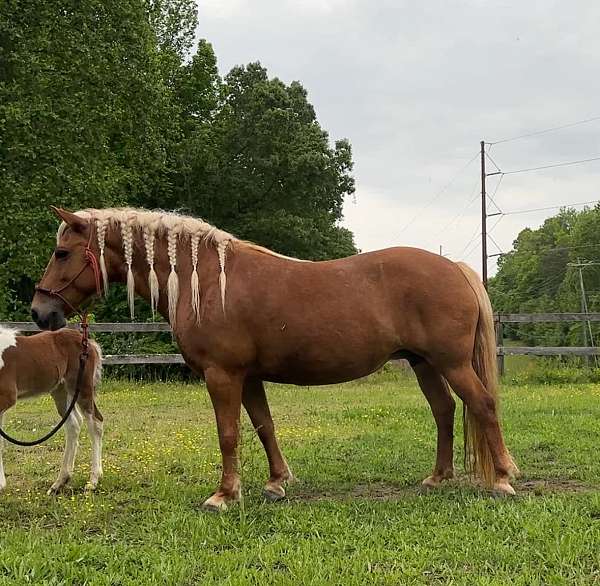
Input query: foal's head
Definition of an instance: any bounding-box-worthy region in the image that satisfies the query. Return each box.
[31,208,103,330]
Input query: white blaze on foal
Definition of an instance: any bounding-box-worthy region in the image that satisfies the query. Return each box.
[0,327,103,493]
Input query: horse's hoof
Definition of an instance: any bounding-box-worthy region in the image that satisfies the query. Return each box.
[492,481,516,497]
[47,485,61,496]
[84,482,98,493]
[421,476,441,489]
[263,487,286,502]
[202,501,227,513]
[201,494,231,513]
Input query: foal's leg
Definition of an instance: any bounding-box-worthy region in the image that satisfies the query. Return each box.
[202,368,244,512]
[242,378,293,501]
[0,389,16,491]
[82,402,104,491]
[0,412,7,491]
[48,385,83,495]
[412,361,455,487]
[443,364,515,495]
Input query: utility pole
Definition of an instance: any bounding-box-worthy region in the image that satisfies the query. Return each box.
[578,262,589,347]
[480,140,488,288]
[567,260,600,366]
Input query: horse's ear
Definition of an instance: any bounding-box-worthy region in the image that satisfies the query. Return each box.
[51,206,87,233]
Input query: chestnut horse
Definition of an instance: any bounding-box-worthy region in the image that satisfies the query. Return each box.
[31,207,517,510]
[0,326,103,493]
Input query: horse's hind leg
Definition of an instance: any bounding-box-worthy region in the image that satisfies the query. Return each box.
[242,378,293,502]
[443,364,515,495]
[48,384,82,495]
[413,361,455,487]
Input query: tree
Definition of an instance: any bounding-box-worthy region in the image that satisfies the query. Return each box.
[0,0,179,316]
[156,62,357,260]
[0,3,357,320]
[489,206,600,346]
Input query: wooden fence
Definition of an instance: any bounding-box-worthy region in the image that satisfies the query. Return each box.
[2,313,600,369]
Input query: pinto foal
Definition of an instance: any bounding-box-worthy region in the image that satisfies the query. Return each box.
[0,326,103,493]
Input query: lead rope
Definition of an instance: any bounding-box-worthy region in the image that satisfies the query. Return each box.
[0,314,90,447]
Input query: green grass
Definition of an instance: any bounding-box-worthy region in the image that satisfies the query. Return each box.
[0,370,599,585]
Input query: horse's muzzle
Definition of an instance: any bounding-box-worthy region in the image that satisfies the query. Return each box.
[31,305,67,331]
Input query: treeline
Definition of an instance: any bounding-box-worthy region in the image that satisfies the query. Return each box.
[0,0,356,322]
[489,205,600,346]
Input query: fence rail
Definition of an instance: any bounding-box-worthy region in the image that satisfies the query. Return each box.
[2,314,599,366]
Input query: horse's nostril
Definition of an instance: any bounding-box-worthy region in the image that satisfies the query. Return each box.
[31,309,39,323]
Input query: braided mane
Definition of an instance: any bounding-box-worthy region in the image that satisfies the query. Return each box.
[56,208,236,326]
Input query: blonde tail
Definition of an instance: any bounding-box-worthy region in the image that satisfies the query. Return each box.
[456,262,516,486]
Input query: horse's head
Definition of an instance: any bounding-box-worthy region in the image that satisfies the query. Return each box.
[31,207,101,330]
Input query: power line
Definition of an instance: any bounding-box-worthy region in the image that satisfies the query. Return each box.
[539,242,600,255]
[501,199,600,216]
[502,155,600,175]
[458,226,483,260]
[487,213,504,234]
[399,151,479,234]
[487,232,504,256]
[488,115,600,145]
[486,173,504,215]
[485,151,502,173]
[431,177,480,242]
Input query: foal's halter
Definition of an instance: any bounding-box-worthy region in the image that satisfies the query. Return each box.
[0,222,101,447]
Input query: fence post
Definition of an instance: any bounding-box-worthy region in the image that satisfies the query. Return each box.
[495,317,505,376]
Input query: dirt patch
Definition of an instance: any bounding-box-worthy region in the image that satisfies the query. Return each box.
[290,482,418,502]
[289,477,599,502]
[518,479,597,494]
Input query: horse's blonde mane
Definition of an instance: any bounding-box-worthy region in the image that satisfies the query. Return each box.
[56,208,301,327]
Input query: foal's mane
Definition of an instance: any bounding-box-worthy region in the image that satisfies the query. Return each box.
[56,207,298,326]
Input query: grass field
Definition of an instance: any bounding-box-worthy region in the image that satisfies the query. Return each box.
[0,369,599,585]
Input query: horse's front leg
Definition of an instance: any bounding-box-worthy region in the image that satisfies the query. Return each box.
[202,367,244,512]
[243,378,293,501]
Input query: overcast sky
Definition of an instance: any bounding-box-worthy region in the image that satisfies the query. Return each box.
[198,0,600,275]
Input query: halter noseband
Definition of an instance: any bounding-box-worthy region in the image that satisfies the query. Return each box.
[35,222,103,318]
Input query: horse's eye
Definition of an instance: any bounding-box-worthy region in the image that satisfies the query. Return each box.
[54,249,70,260]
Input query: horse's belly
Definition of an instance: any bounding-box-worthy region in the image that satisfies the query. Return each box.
[258,344,393,386]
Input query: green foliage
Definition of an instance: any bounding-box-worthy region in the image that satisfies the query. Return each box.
[0,0,177,317]
[150,61,356,260]
[0,1,356,321]
[490,205,600,346]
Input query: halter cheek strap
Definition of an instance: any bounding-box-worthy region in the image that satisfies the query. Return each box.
[35,222,103,317]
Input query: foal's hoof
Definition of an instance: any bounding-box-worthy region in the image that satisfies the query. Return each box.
[84,482,99,493]
[47,485,63,496]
